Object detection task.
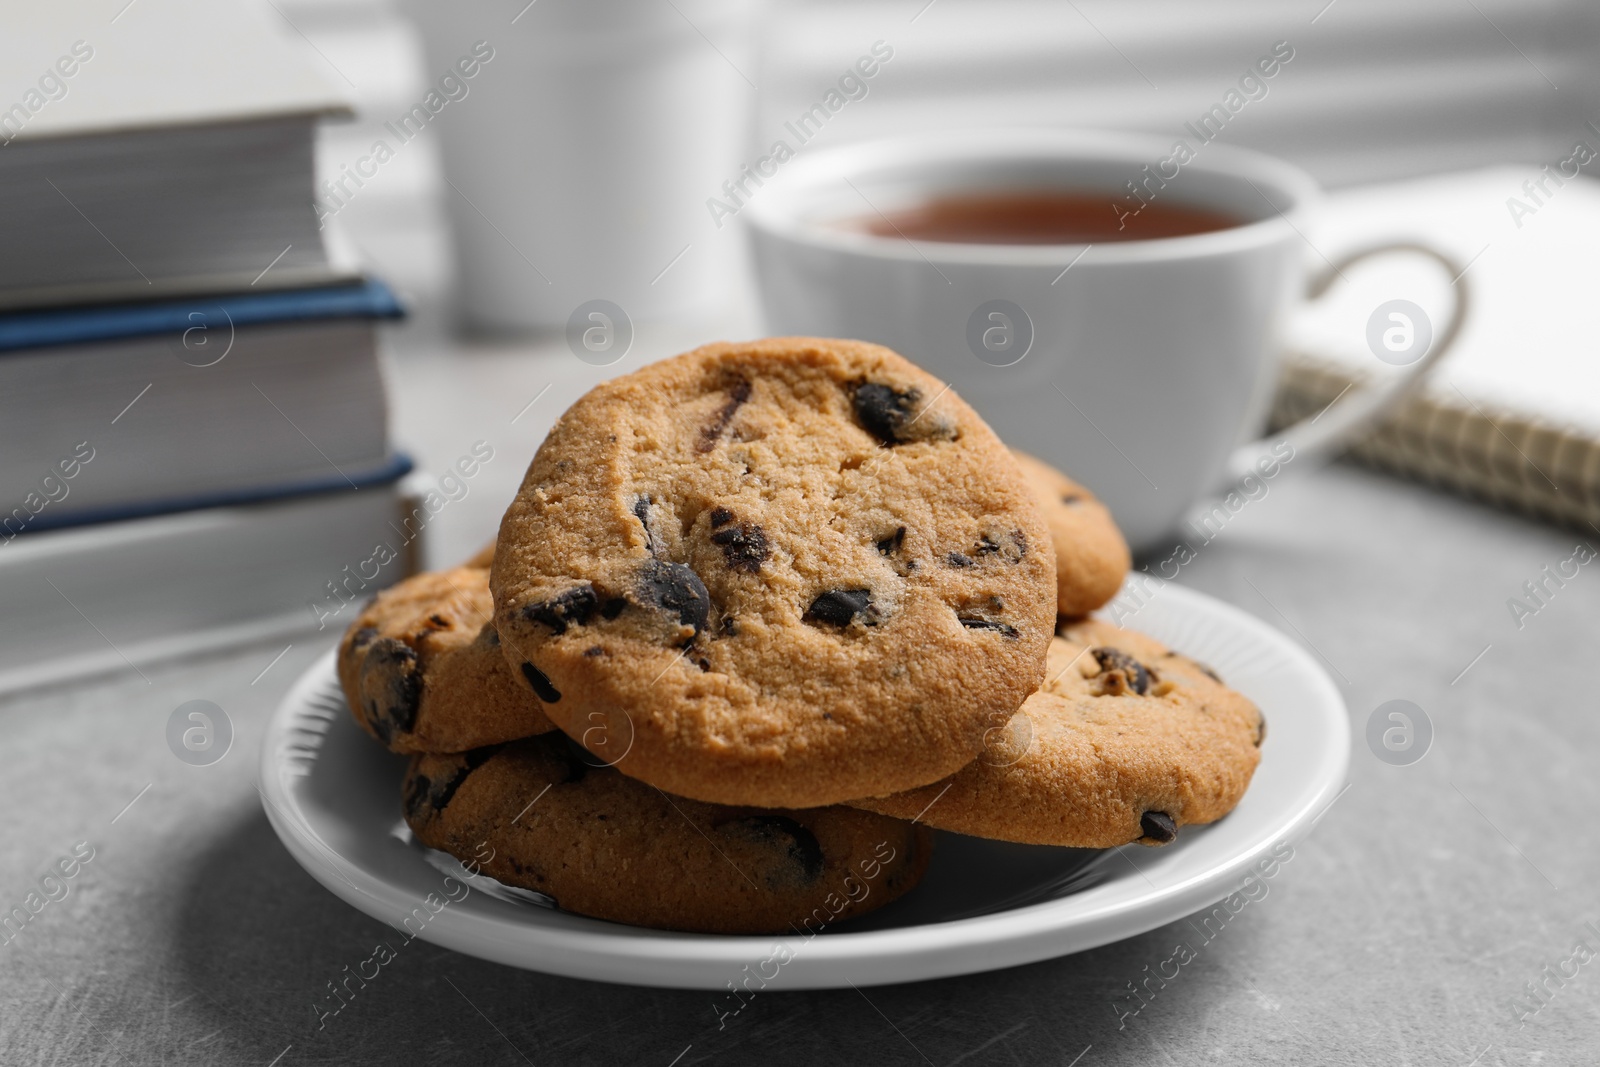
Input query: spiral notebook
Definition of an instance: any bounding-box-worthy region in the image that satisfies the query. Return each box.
[1271,167,1600,535]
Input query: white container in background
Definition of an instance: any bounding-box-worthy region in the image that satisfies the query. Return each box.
[402,0,761,334]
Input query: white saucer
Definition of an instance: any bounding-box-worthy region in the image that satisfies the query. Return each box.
[259,582,1348,990]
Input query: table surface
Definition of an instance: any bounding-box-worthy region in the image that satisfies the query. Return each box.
[3,301,1597,1067]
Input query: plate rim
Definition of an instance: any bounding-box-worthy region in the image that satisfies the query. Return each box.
[259,582,1350,990]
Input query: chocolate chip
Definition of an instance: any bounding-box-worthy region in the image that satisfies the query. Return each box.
[408,746,499,816]
[946,552,974,568]
[349,626,378,652]
[639,559,710,638]
[521,585,599,635]
[1139,811,1178,844]
[1195,661,1223,683]
[875,527,906,555]
[710,521,769,573]
[696,657,712,672]
[718,815,824,889]
[710,507,735,528]
[696,379,751,453]
[632,496,660,554]
[601,597,627,619]
[427,613,451,629]
[520,662,561,703]
[583,646,606,658]
[852,383,916,445]
[359,638,422,743]
[876,527,916,575]
[551,733,596,780]
[401,772,431,819]
[1092,647,1152,695]
[955,596,1017,638]
[974,529,1028,563]
[804,588,873,627]
[957,616,1018,638]
[852,381,955,445]
[1061,494,1083,505]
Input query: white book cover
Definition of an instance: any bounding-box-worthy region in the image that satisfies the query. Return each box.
[0,0,351,143]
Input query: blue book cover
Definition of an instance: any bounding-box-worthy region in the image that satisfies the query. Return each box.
[2,276,412,535]
[0,278,404,355]
[17,453,416,537]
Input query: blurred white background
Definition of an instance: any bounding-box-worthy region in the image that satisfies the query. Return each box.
[281,0,1600,303]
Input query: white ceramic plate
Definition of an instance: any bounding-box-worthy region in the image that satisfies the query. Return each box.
[260,582,1349,990]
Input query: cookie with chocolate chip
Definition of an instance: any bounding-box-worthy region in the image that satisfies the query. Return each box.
[402,734,933,934]
[1011,451,1130,618]
[491,337,1056,808]
[338,567,556,753]
[853,619,1264,847]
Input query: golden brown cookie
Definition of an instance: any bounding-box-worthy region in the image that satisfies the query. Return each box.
[491,338,1056,808]
[403,734,933,934]
[1011,451,1130,618]
[339,567,556,753]
[853,619,1263,848]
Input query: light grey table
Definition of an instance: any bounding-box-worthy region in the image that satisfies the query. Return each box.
[2,307,1596,1066]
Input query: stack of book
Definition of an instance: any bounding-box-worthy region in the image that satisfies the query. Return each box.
[0,1,420,693]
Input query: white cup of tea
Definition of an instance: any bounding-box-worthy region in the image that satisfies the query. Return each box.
[744,129,1466,551]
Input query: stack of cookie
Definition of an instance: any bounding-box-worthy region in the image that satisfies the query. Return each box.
[338,339,1264,934]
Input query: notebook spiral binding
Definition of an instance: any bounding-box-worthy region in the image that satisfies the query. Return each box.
[1271,352,1600,537]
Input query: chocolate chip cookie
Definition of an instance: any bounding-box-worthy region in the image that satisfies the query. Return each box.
[1011,451,1130,618]
[339,566,556,753]
[403,734,933,934]
[491,338,1056,808]
[853,619,1264,848]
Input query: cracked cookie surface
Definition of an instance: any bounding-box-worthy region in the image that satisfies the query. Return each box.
[338,566,556,753]
[491,337,1055,807]
[402,734,932,934]
[1011,450,1130,618]
[852,619,1263,847]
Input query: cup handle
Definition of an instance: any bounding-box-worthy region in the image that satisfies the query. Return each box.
[1221,241,1471,488]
